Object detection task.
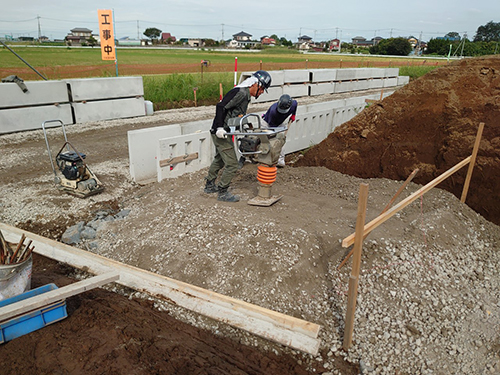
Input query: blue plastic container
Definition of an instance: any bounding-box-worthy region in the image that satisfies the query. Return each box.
[0,283,68,344]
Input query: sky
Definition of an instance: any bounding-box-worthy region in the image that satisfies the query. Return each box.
[0,0,498,43]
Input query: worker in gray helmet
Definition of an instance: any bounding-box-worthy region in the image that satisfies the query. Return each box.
[261,94,298,167]
[204,70,272,202]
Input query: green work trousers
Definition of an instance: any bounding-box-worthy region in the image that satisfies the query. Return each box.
[206,134,239,189]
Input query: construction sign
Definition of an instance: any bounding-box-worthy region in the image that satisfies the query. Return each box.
[97,9,116,61]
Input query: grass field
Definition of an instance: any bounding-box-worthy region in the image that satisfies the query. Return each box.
[0,46,446,109]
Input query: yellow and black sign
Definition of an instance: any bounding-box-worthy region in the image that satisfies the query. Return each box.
[97,9,116,61]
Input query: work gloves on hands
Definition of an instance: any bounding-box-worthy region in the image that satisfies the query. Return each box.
[215,127,227,139]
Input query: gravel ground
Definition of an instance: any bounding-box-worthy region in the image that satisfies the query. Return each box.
[1,88,499,374]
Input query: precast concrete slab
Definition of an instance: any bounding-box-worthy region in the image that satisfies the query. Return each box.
[72,97,145,123]
[384,68,399,77]
[368,79,385,89]
[0,104,73,134]
[309,82,335,96]
[383,77,398,88]
[283,70,309,83]
[67,77,144,101]
[309,69,338,82]
[157,131,212,181]
[334,80,355,93]
[0,81,69,109]
[283,83,309,98]
[251,86,283,104]
[397,76,410,86]
[238,71,285,86]
[335,69,358,81]
[128,124,182,183]
[179,119,212,135]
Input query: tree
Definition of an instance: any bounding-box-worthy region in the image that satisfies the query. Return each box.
[369,37,412,56]
[144,27,162,43]
[474,21,500,42]
[445,32,461,40]
[426,38,454,55]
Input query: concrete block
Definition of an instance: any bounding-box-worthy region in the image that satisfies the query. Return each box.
[238,71,285,87]
[283,83,309,98]
[368,79,384,89]
[72,97,145,123]
[309,82,334,96]
[397,76,410,86]
[283,70,309,83]
[334,80,355,93]
[128,124,182,183]
[157,131,213,181]
[0,104,73,134]
[309,69,337,82]
[383,77,398,88]
[67,77,144,101]
[0,81,69,109]
[335,69,357,81]
[180,119,212,135]
[384,68,399,77]
[251,86,282,104]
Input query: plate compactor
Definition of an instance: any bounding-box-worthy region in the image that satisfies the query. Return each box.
[42,120,104,198]
[228,114,287,206]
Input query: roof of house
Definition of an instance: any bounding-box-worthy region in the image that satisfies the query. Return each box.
[298,35,312,40]
[233,31,252,37]
[71,28,93,33]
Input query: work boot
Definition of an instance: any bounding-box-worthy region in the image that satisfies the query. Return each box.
[204,179,218,194]
[217,187,240,202]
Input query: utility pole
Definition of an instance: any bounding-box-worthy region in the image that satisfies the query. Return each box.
[37,15,41,41]
[221,24,224,42]
[137,20,140,40]
[390,28,393,38]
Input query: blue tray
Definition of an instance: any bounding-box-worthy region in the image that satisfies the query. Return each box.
[0,283,68,344]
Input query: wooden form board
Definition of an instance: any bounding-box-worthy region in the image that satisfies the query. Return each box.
[0,272,119,322]
[0,223,321,355]
[342,156,471,248]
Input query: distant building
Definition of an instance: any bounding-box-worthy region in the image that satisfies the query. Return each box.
[228,31,256,48]
[329,38,341,51]
[261,36,276,46]
[66,27,93,45]
[161,32,176,44]
[351,36,383,47]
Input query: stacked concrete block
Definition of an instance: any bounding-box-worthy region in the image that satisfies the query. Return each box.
[309,82,335,96]
[128,124,182,184]
[157,131,213,181]
[0,81,72,134]
[309,69,338,82]
[283,83,309,98]
[397,76,410,86]
[67,77,145,123]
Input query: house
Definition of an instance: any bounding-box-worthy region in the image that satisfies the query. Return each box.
[66,27,93,45]
[297,35,313,44]
[329,38,341,51]
[228,31,257,48]
[161,32,176,44]
[408,36,418,48]
[261,36,276,46]
[351,36,383,48]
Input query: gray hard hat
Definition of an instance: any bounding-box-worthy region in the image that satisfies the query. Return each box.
[252,70,272,91]
[277,94,292,114]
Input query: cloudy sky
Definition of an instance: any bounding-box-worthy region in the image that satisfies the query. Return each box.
[1,0,498,42]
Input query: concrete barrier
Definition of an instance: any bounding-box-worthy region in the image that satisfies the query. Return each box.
[0,77,146,134]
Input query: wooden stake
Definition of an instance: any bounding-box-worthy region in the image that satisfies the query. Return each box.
[343,183,369,351]
[461,122,484,203]
[338,169,419,270]
[342,156,471,248]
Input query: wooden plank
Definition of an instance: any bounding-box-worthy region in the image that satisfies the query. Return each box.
[461,122,484,203]
[342,156,471,248]
[337,168,419,270]
[343,183,368,351]
[0,223,321,355]
[159,152,198,167]
[0,272,119,321]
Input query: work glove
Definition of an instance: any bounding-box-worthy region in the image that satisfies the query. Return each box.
[215,127,227,139]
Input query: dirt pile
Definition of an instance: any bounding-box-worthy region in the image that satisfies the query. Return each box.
[297,55,500,225]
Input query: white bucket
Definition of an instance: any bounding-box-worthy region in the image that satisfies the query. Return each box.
[0,255,32,301]
[144,100,154,116]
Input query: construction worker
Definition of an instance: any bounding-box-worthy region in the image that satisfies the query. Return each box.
[261,94,298,167]
[204,70,272,202]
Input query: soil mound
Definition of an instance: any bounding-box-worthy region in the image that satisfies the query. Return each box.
[296,55,500,225]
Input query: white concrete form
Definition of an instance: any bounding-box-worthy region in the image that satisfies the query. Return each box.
[0,77,146,134]
[239,68,408,104]
[128,91,392,184]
